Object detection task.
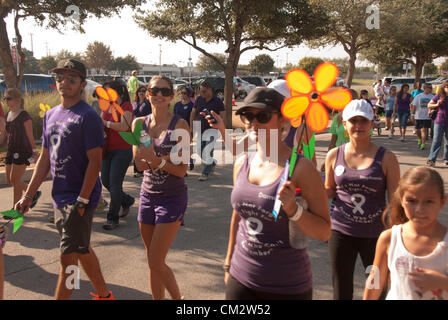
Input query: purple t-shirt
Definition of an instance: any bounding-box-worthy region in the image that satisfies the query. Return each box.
[396,93,411,112]
[174,101,194,124]
[230,153,312,295]
[432,95,448,126]
[42,100,104,209]
[331,144,387,238]
[193,96,225,133]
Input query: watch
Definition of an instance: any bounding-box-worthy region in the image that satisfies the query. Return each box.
[74,201,87,209]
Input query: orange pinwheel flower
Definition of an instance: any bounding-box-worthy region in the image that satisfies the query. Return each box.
[281,62,352,133]
[95,87,125,122]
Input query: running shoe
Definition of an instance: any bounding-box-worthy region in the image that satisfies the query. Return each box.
[120,198,135,218]
[103,220,119,230]
[427,160,435,167]
[417,139,422,146]
[198,174,209,181]
[90,291,115,300]
[420,144,425,150]
[444,160,448,166]
[388,134,393,139]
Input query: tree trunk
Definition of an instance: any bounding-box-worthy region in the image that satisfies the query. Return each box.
[224,63,234,129]
[0,17,17,89]
[346,52,357,88]
[414,51,425,84]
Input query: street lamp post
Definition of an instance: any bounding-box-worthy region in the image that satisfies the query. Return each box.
[13,37,19,76]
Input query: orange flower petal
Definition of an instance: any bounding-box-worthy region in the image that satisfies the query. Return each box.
[306,102,329,133]
[290,116,303,128]
[98,99,110,112]
[111,108,119,122]
[285,69,313,94]
[320,88,352,111]
[113,102,124,115]
[314,62,339,93]
[107,88,119,102]
[95,87,110,101]
[281,96,310,119]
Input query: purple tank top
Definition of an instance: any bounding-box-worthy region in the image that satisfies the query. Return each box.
[6,111,32,154]
[397,94,411,112]
[140,114,187,197]
[331,144,386,238]
[230,153,312,295]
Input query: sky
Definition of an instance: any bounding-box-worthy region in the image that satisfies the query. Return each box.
[5,5,357,69]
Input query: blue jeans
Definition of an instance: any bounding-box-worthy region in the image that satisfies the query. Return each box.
[200,135,217,176]
[428,124,448,162]
[101,148,134,223]
[397,111,410,129]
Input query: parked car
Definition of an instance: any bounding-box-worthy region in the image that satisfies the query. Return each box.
[137,75,152,84]
[389,77,425,92]
[241,76,266,87]
[173,79,189,90]
[84,79,102,98]
[0,74,56,94]
[234,77,255,99]
[191,76,237,100]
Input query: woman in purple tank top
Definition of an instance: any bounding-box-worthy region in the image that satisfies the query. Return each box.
[133,76,190,300]
[325,99,400,300]
[208,88,331,300]
[392,84,413,142]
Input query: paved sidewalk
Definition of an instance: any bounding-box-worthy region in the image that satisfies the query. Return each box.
[1,128,448,300]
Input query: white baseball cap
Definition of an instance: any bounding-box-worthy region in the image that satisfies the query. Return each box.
[342,99,374,121]
[267,80,291,98]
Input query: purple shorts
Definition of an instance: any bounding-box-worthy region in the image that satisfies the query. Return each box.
[138,191,188,226]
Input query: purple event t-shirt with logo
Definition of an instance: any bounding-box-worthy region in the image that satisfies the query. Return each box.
[42,100,104,209]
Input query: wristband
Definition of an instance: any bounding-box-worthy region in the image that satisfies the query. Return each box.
[77,196,89,205]
[107,121,111,128]
[289,202,303,222]
[223,264,230,272]
[157,158,167,170]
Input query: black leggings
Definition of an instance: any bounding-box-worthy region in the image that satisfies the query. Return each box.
[225,275,312,300]
[328,230,379,300]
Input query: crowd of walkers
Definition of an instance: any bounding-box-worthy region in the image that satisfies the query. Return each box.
[0,59,447,300]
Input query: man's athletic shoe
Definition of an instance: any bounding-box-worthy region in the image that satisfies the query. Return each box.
[30,191,42,209]
[198,174,209,181]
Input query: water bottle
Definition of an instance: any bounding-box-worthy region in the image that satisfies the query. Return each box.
[140,130,151,147]
[288,188,309,249]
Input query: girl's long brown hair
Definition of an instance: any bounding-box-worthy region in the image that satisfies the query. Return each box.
[437,79,448,98]
[382,166,445,229]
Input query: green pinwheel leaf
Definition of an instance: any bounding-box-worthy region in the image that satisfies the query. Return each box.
[302,133,315,160]
[118,119,143,146]
[0,210,24,234]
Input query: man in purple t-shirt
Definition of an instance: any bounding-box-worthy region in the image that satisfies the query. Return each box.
[189,81,226,181]
[16,59,113,300]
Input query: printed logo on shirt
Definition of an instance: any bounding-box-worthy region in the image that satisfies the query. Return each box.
[258,192,275,201]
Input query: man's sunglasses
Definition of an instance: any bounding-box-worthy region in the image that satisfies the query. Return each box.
[148,87,173,97]
[240,111,278,124]
[53,73,79,84]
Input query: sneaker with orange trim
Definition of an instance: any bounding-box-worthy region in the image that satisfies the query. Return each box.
[90,291,114,300]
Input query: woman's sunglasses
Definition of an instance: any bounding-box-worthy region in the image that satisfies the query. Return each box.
[148,87,173,97]
[138,90,147,94]
[240,111,278,124]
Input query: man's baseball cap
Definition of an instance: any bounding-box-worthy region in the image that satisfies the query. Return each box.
[235,88,285,115]
[342,99,374,121]
[52,59,86,79]
[267,79,291,98]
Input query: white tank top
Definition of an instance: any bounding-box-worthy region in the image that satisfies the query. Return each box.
[387,224,448,300]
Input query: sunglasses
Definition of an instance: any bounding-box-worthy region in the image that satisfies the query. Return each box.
[54,73,78,84]
[2,96,13,101]
[181,91,189,95]
[240,111,278,124]
[138,90,147,94]
[148,87,173,97]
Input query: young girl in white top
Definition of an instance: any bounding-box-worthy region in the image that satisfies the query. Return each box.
[363,166,448,300]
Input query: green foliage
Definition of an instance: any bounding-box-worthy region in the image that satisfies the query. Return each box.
[38,56,57,74]
[111,55,139,75]
[249,54,275,74]
[85,41,113,72]
[196,53,227,73]
[424,63,438,76]
[297,57,324,75]
[22,49,40,73]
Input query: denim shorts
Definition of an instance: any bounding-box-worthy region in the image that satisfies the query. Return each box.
[385,110,394,118]
[54,204,95,255]
[397,111,410,128]
[138,191,187,226]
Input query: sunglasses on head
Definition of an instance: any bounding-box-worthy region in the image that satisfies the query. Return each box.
[148,87,173,97]
[54,73,79,84]
[240,111,278,124]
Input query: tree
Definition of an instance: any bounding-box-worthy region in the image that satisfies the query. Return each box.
[22,49,40,73]
[361,0,448,83]
[0,1,144,89]
[111,55,139,75]
[55,50,84,63]
[308,0,380,87]
[297,57,324,75]
[440,58,448,74]
[248,54,275,74]
[330,58,349,76]
[196,53,227,73]
[135,0,329,127]
[424,63,438,76]
[39,56,57,74]
[85,41,113,73]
